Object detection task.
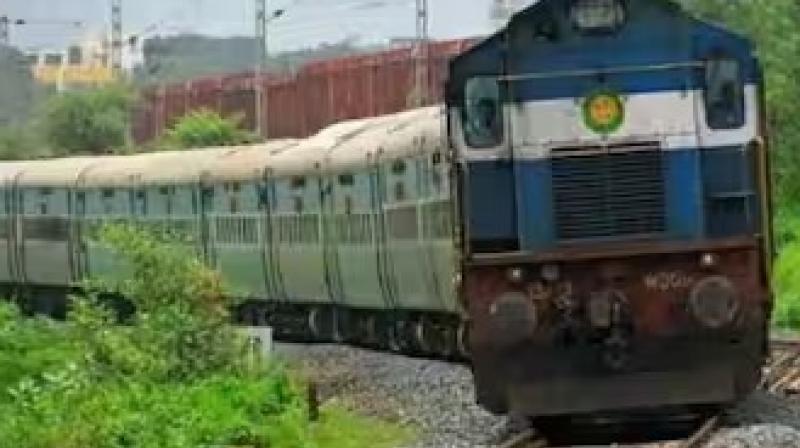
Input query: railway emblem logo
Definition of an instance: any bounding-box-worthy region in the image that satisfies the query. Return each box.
[582,90,625,135]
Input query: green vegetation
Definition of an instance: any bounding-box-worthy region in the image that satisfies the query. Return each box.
[164,109,257,149]
[680,0,800,204]
[0,225,409,448]
[774,209,800,329]
[42,85,135,155]
[679,0,800,330]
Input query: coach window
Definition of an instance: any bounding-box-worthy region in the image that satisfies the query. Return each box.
[462,77,503,148]
[102,188,115,214]
[705,58,744,130]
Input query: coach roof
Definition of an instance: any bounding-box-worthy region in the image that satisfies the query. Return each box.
[16,156,108,187]
[323,106,443,172]
[203,140,299,182]
[135,147,243,185]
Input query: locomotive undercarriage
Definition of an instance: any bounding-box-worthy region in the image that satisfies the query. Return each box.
[237,300,469,360]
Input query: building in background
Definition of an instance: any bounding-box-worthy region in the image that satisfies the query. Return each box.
[28,32,115,90]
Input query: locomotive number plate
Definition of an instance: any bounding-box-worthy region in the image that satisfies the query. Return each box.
[643,271,695,292]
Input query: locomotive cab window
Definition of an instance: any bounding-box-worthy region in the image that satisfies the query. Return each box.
[462,77,503,148]
[705,58,745,130]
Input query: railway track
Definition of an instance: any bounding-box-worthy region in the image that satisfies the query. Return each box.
[495,416,720,448]
[764,335,800,397]
[495,336,800,448]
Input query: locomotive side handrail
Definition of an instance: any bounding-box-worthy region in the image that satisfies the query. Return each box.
[497,61,707,83]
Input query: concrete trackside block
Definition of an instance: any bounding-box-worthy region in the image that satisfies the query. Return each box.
[239,326,274,360]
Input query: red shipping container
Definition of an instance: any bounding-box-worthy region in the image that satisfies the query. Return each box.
[131,39,475,144]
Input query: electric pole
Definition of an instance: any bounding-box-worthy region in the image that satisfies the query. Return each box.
[255,0,267,137]
[413,0,429,107]
[0,16,9,47]
[253,0,283,139]
[111,0,123,72]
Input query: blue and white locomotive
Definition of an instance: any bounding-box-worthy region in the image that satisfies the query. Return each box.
[448,0,771,417]
[0,0,771,420]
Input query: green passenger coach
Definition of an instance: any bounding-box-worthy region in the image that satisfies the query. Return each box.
[0,106,467,357]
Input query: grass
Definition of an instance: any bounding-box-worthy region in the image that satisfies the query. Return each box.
[0,225,411,448]
[773,207,800,330]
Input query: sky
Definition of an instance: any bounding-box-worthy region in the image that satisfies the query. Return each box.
[1,0,520,53]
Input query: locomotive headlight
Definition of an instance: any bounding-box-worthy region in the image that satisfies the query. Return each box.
[700,252,719,269]
[689,276,740,329]
[489,291,539,346]
[569,0,626,32]
[507,267,525,284]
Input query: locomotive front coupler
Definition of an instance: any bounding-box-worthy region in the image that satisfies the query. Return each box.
[585,290,634,371]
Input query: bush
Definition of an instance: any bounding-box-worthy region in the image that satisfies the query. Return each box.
[75,225,240,381]
[43,85,134,155]
[0,225,410,448]
[165,109,257,149]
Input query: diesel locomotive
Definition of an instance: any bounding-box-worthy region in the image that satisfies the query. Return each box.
[0,0,771,419]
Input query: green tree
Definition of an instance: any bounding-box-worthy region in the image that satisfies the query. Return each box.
[43,85,135,155]
[165,109,256,149]
[680,0,800,205]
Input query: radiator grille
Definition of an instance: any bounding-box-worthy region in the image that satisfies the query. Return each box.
[551,146,666,241]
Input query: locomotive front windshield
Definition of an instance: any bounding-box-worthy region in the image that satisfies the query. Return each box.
[462,77,503,148]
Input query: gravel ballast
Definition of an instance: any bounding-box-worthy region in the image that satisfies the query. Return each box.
[275,343,800,448]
